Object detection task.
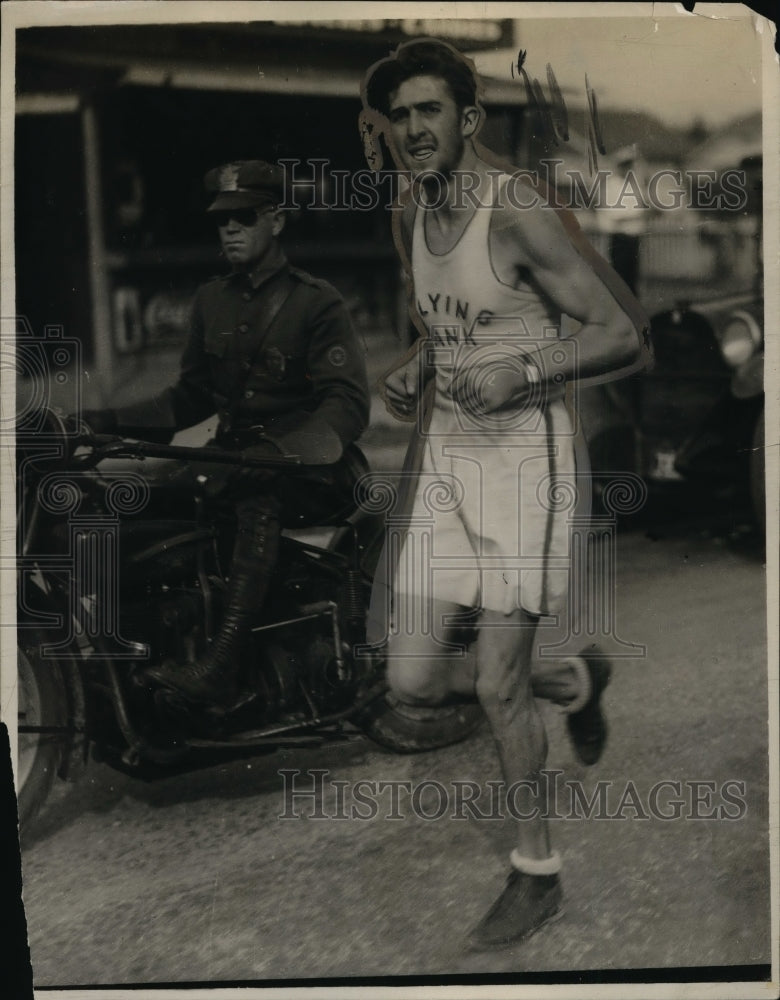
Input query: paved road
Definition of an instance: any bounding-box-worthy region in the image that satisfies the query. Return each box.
[20,517,770,987]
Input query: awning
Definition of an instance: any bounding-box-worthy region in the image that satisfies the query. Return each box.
[15,22,531,106]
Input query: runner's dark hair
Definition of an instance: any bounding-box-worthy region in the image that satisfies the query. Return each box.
[364,39,479,115]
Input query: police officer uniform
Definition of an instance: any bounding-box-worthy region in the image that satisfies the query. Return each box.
[85,161,370,703]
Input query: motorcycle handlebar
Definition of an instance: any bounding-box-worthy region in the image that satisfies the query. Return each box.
[87,435,303,470]
[17,409,308,470]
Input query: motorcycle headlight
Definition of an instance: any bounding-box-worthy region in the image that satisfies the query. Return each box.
[719,310,762,367]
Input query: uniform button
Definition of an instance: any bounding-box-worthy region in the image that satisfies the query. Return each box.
[244,389,255,399]
[238,323,249,334]
[242,292,252,302]
[240,360,251,372]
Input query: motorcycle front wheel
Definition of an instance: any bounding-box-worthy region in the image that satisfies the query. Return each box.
[16,636,72,833]
[361,692,484,753]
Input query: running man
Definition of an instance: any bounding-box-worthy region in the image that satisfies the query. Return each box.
[361,39,651,948]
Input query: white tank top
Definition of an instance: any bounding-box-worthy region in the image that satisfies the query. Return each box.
[411,173,564,401]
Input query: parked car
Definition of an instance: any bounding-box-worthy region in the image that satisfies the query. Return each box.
[638,153,764,529]
[637,290,765,529]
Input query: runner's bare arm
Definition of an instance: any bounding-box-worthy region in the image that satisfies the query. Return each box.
[500,197,650,379]
[448,195,651,411]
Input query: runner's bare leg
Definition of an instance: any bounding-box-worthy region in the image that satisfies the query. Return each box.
[388,599,553,861]
[450,648,586,704]
[387,598,473,704]
[474,607,552,860]
[388,601,582,704]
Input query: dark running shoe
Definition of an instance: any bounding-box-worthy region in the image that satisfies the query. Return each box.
[566,650,612,766]
[467,870,563,950]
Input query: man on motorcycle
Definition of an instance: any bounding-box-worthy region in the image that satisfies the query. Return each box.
[79,160,370,705]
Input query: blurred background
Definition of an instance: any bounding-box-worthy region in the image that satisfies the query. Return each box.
[13,13,767,529]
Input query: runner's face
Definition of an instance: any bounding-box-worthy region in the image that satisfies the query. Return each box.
[387,75,467,177]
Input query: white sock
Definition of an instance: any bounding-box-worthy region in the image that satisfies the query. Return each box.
[510,848,562,876]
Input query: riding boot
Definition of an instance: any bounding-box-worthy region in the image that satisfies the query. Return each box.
[147,500,281,704]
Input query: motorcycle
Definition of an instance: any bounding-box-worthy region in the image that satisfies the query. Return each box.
[15,409,483,833]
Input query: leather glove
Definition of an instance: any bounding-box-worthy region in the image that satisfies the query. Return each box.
[229,440,286,489]
[241,440,286,464]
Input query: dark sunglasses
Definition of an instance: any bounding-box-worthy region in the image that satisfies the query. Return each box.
[212,207,273,228]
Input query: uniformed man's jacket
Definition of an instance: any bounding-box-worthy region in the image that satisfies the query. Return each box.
[115,260,370,457]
